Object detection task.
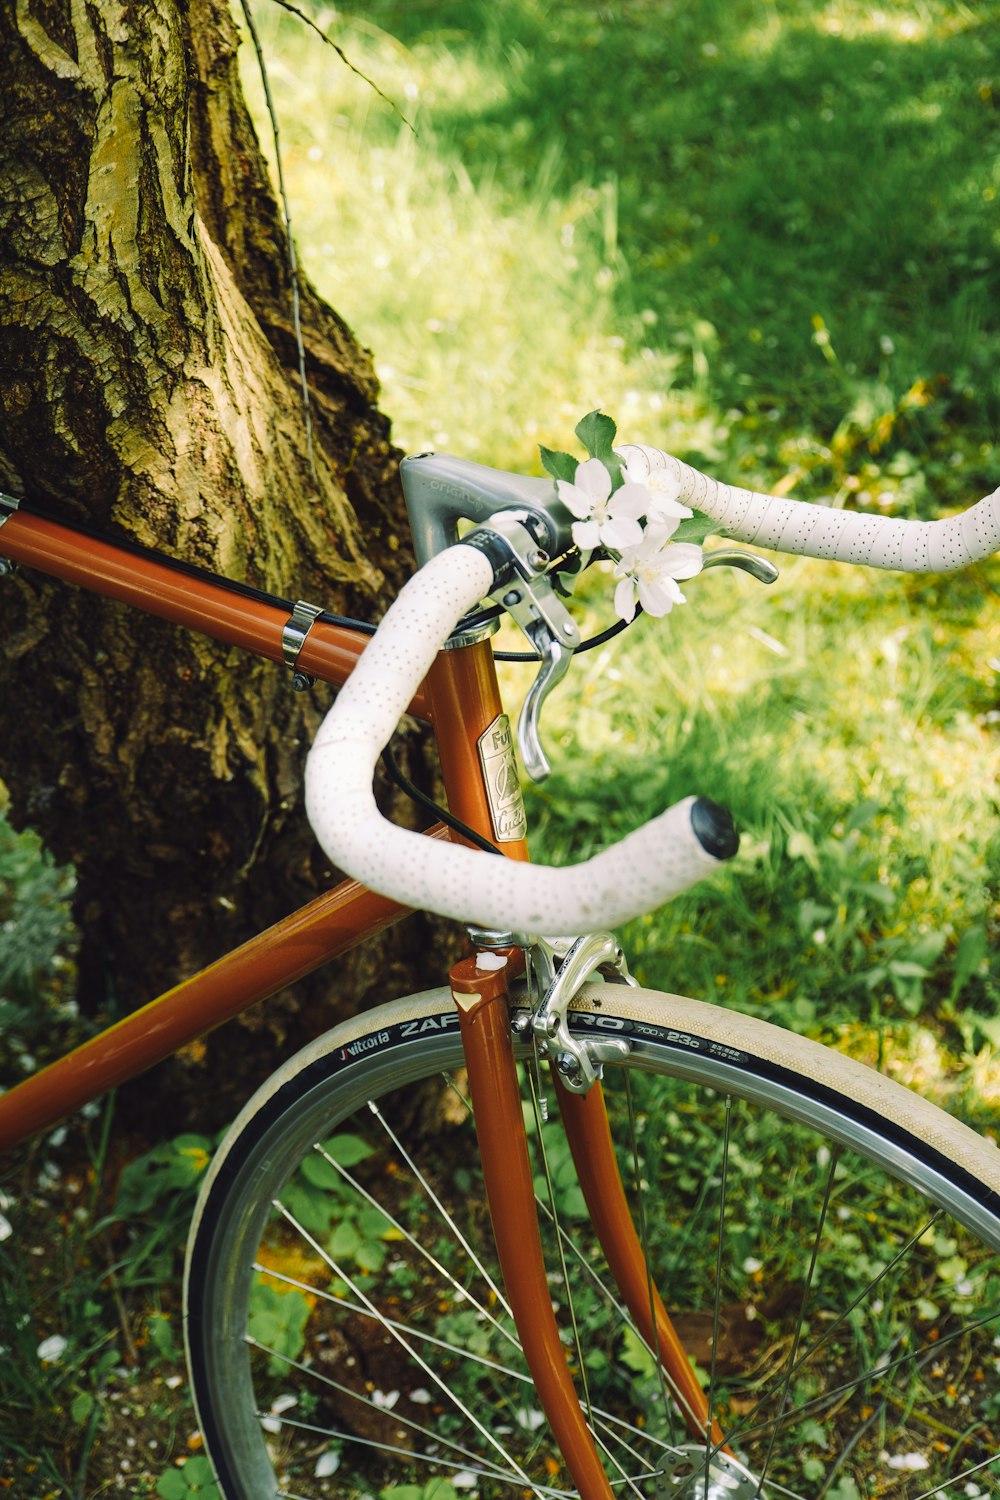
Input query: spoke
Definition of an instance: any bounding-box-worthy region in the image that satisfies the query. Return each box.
[527,1068,647,1500]
[754,1144,840,1497]
[254,1260,531,1382]
[367,1098,514,1319]
[247,1334,519,1475]
[250,1380,530,1488]
[314,1141,519,1350]
[254,1259,689,1471]
[715,1204,948,1460]
[915,1453,1000,1500]
[263,1411,579,1498]
[623,1067,692,1451]
[723,1304,1000,1451]
[530,1060,595,1425]
[257,1349,687,1500]
[270,1199,541,1492]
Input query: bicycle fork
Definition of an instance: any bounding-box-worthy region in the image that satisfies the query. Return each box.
[450,951,726,1500]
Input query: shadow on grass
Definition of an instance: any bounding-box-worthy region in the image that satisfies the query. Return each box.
[342,0,1000,463]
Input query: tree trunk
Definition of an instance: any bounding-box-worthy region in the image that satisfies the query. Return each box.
[0,0,450,1130]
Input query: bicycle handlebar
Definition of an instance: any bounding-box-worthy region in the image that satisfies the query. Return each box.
[306,448,999,936]
[304,543,737,936]
[618,445,1000,571]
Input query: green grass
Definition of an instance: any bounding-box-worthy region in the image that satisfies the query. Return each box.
[3,0,1000,1491]
[237,0,1000,1072]
[244,0,1000,500]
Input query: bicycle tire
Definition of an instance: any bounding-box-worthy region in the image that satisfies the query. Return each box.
[184,983,1000,1500]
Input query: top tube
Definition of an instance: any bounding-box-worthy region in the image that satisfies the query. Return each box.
[0,502,432,719]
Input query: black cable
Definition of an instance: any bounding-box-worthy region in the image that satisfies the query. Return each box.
[494,607,643,662]
[7,494,378,638]
[380,741,503,856]
[13,492,643,662]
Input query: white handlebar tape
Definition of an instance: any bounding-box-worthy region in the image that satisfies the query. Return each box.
[617,444,1000,571]
[305,543,734,935]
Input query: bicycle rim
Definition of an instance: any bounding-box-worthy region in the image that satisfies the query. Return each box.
[184,984,1000,1500]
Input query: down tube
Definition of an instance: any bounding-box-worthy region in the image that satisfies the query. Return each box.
[0,842,452,1153]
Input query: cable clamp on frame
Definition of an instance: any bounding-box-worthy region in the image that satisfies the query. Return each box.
[281,599,324,690]
[0,492,20,575]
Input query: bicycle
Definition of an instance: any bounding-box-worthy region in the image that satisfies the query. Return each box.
[1,433,999,1500]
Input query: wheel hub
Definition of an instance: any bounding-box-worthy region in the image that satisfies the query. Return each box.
[648,1446,764,1500]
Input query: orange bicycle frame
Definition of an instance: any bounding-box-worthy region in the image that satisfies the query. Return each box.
[0,501,720,1483]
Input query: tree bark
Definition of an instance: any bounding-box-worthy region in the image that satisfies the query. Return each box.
[0,0,449,1129]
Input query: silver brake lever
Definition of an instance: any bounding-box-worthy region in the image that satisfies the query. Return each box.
[474,512,579,783]
[702,547,780,584]
[517,626,572,781]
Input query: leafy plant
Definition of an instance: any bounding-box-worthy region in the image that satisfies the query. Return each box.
[279,1134,399,1271]
[0,795,80,1079]
[156,1455,222,1498]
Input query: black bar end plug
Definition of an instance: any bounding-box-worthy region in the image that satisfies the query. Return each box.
[691,797,740,861]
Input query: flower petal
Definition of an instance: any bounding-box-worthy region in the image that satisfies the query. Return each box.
[37,1334,69,1364]
[557,479,593,520]
[601,514,644,551]
[574,457,613,502]
[609,481,651,520]
[646,494,692,524]
[621,456,651,487]
[659,542,703,579]
[571,519,601,551]
[637,576,683,616]
[613,577,638,622]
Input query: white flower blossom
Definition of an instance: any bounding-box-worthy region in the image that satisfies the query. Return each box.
[314,1449,341,1478]
[621,456,692,529]
[885,1453,930,1472]
[37,1334,68,1364]
[557,458,647,552]
[261,1392,297,1433]
[515,1406,546,1432]
[613,530,703,622]
[0,1212,12,1243]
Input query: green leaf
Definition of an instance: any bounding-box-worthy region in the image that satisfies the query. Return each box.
[359,1203,395,1238]
[355,1238,387,1272]
[844,799,883,834]
[539,446,579,484]
[950,924,987,1004]
[280,1181,335,1235]
[322,1133,374,1168]
[70,1391,95,1426]
[973,1014,1000,1049]
[674,510,717,545]
[156,1462,221,1500]
[248,1283,310,1366]
[424,1481,459,1500]
[299,1153,342,1189]
[114,1136,212,1216]
[574,409,618,462]
[619,1324,656,1377]
[156,1472,190,1500]
[329,1220,361,1259]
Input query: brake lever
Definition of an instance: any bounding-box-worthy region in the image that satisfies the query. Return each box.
[516,626,573,781]
[702,547,780,584]
[471,512,579,782]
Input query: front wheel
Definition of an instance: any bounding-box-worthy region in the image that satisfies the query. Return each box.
[184,983,1000,1499]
